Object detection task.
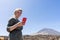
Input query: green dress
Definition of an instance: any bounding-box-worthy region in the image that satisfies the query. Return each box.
[7,18,23,40]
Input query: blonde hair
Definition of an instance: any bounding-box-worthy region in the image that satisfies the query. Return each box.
[14,8,22,13]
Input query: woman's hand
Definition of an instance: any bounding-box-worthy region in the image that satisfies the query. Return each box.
[17,22,24,27]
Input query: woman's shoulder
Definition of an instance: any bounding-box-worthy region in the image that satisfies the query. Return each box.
[9,18,16,22]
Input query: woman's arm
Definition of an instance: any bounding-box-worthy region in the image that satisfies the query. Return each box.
[7,22,24,32]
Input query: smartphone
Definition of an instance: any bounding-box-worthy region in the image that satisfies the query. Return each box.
[22,17,27,25]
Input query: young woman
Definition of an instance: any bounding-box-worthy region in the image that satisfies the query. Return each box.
[7,8,24,40]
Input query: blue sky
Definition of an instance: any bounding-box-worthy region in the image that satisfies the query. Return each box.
[0,0,60,36]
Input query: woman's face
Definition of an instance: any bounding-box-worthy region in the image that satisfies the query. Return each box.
[15,10,22,18]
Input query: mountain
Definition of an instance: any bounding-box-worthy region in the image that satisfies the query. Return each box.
[31,28,60,36]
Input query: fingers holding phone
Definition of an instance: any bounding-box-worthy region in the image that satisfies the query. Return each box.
[16,22,23,27]
[16,17,27,27]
